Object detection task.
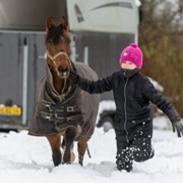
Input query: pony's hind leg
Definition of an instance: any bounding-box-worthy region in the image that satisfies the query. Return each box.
[47,134,61,166]
[78,139,88,166]
[63,128,77,164]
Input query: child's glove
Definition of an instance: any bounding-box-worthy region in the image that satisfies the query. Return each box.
[69,70,79,85]
[172,119,183,137]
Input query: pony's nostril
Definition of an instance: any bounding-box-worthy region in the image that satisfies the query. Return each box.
[58,67,63,72]
[58,65,69,72]
[57,66,70,78]
[56,66,69,78]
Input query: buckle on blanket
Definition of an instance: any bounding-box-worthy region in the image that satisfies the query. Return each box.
[54,112,58,119]
[67,106,75,112]
[40,111,53,121]
[44,115,51,120]
[44,103,52,112]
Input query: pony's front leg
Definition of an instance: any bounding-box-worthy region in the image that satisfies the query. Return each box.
[77,139,88,166]
[63,128,76,164]
[47,134,61,166]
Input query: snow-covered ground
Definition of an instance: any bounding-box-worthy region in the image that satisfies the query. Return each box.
[0,117,183,183]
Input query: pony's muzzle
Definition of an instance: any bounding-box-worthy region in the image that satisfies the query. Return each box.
[57,67,70,78]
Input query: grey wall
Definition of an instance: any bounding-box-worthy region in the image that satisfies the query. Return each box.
[0,0,66,31]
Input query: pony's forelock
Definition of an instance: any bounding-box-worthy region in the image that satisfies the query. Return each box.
[46,25,65,45]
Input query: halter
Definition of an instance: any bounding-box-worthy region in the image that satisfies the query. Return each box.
[46,51,69,61]
[45,50,74,95]
[46,51,73,76]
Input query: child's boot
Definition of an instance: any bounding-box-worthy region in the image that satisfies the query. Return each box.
[116,148,133,172]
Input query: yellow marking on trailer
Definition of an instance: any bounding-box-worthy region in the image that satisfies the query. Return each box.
[0,106,21,116]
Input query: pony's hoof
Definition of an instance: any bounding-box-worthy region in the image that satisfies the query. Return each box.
[62,149,75,164]
[52,152,61,166]
[79,161,83,166]
[79,156,83,166]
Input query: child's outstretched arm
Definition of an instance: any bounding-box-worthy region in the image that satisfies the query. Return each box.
[69,70,113,94]
[143,78,183,137]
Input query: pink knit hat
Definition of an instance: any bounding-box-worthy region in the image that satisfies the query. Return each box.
[119,43,143,69]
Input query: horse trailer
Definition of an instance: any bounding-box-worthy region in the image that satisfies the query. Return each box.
[0,0,140,130]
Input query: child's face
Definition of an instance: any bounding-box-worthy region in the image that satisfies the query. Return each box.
[120,61,137,70]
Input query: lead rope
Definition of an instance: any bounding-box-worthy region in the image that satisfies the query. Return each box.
[86,144,92,158]
[61,78,67,94]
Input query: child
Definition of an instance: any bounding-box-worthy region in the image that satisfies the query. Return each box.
[70,43,183,172]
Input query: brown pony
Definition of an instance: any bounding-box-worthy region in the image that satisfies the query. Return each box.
[29,17,100,166]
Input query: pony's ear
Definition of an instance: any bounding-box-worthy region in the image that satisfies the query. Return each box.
[60,16,69,31]
[46,17,55,31]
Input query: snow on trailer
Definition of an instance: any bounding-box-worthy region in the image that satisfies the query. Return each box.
[0,0,140,130]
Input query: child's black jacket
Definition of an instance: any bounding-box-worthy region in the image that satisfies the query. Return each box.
[76,69,180,130]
